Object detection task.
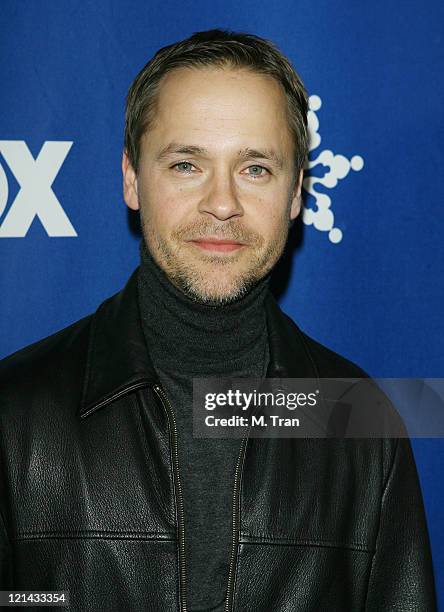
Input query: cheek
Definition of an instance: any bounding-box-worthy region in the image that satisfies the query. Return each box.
[249,194,289,239]
[140,178,194,228]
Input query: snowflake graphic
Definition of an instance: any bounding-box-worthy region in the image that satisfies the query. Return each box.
[302,95,364,243]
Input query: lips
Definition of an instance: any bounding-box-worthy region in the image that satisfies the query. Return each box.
[189,238,245,253]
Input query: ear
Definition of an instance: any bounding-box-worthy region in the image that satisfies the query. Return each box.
[290,168,304,220]
[122,150,140,211]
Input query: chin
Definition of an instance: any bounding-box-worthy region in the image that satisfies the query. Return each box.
[175,270,256,306]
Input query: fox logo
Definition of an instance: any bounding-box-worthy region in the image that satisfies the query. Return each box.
[0,141,76,237]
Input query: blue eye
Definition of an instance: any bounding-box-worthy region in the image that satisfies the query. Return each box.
[173,162,195,173]
[247,165,268,177]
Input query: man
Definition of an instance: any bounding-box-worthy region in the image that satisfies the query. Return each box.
[0,29,436,611]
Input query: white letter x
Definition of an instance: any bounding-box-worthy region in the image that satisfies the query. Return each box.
[0,141,76,237]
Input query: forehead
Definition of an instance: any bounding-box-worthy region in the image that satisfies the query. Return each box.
[145,66,293,154]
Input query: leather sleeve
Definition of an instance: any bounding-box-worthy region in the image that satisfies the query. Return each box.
[0,509,12,588]
[364,437,437,611]
[0,450,13,588]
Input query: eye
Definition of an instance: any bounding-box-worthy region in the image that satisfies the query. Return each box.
[245,165,269,178]
[172,161,196,173]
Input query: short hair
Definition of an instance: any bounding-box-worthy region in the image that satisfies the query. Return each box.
[124,29,309,177]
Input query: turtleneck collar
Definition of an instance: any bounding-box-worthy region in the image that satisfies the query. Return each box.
[137,239,270,375]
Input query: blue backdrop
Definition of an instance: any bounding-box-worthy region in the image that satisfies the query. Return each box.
[1,0,443,605]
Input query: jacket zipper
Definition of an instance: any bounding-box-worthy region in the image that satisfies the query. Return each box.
[153,382,251,612]
[152,384,188,612]
[224,434,249,612]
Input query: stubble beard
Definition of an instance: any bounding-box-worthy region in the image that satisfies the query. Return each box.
[141,215,290,306]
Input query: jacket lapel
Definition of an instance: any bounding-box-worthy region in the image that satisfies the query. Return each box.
[79,268,156,418]
[264,291,320,379]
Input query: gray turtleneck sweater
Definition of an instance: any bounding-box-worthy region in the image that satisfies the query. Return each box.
[137,239,270,611]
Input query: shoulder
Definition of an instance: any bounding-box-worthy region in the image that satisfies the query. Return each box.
[293,321,408,445]
[297,327,369,378]
[0,312,93,418]
[271,304,407,439]
[265,292,369,379]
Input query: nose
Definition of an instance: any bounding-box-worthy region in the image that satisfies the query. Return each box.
[198,169,244,221]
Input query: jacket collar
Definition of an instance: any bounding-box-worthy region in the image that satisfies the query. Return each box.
[79,267,320,418]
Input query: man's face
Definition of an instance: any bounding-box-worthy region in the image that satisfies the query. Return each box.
[123,66,303,305]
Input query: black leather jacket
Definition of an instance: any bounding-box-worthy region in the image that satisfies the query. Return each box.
[0,269,437,611]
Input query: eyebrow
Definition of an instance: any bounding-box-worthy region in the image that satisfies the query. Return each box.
[155,142,284,169]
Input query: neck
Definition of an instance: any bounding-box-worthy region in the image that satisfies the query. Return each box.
[137,239,270,375]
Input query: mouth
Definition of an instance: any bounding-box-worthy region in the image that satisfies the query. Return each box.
[188,237,246,253]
